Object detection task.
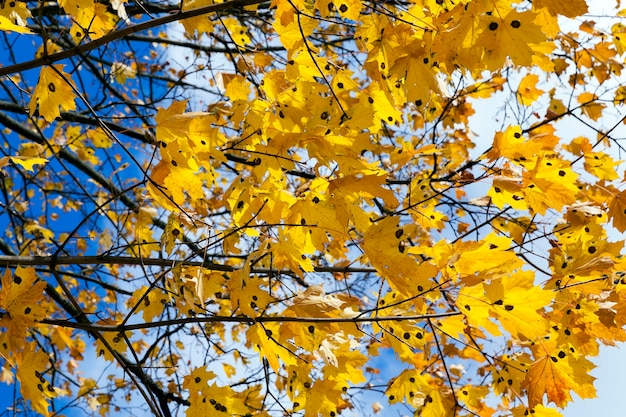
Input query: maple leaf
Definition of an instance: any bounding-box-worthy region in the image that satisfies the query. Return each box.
[94,322,131,362]
[129,286,169,322]
[484,271,553,340]
[522,154,579,215]
[362,216,438,296]
[475,9,546,69]
[0,15,32,33]
[0,266,47,346]
[608,190,626,232]
[14,345,58,417]
[533,0,588,18]
[517,74,545,106]
[29,65,77,122]
[246,322,298,371]
[0,156,48,172]
[523,339,596,408]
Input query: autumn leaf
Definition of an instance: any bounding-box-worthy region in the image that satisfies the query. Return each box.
[0,267,47,345]
[29,65,77,122]
[0,156,48,172]
[475,9,546,69]
[362,216,438,296]
[15,345,58,417]
[523,339,596,408]
[534,0,589,18]
[517,74,545,106]
[0,15,32,33]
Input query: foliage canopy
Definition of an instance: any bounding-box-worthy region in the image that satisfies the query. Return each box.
[1,0,626,416]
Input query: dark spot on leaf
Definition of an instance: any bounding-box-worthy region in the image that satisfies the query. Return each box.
[312,196,320,204]
[13,275,22,284]
[494,186,501,193]
[339,4,347,12]
[504,305,514,311]
[489,22,499,31]
[48,83,56,92]
[558,170,565,177]
[588,246,596,254]
[403,332,410,340]
[308,325,314,333]
[511,20,521,28]
[24,307,31,314]
[493,299,503,305]
[195,376,201,383]
[337,82,344,88]
[265,329,272,337]
[237,201,244,209]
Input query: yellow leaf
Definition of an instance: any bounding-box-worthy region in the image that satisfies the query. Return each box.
[94,322,131,362]
[484,271,553,339]
[8,156,48,171]
[583,152,620,180]
[475,9,546,69]
[29,65,77,122]
[578,92,605,121]
[453,234,523,280]
[512,404,563,417]
[612,23,626,54]
[146,160,204,210]
[0,267,47,346]
[130,286,168,322]
[221,73,251,102]
[517,74,544,106]
[362,216,438,296]
[533,0,588,18]
[15,346,57,416]
[522,154,579,215]
[608,191,626,232]
[246,322,297,371]
[0,15,32,33]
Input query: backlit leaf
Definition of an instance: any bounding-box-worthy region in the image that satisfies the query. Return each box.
[29,65,77,122]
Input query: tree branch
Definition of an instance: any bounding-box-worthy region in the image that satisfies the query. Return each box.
[0,0,269,77]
